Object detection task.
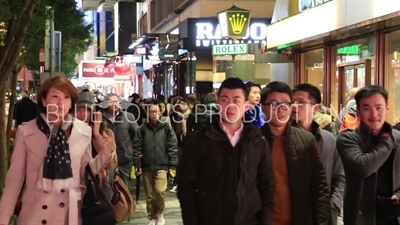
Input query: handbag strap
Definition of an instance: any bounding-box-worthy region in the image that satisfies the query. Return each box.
[85,164,101,204]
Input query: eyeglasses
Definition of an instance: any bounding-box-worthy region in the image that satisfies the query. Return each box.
[263,101,291,110]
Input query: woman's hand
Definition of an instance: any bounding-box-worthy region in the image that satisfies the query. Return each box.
[91,111,102,138]
[93,129,116,154]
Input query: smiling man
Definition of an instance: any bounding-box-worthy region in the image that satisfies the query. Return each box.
[260,81,330,225]
[178,77,275,225]
[337,85,400,225]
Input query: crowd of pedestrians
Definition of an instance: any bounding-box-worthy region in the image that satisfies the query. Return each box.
[1,75,400,225]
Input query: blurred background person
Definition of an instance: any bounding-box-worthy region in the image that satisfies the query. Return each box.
[13,90,37,128]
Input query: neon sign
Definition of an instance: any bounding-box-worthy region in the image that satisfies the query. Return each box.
[195,22,267,47]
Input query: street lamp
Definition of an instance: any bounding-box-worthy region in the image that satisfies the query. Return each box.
[217,4,251,41]
[217,4,251,63]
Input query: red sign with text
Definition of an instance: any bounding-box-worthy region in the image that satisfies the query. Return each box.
[81,61,115,78]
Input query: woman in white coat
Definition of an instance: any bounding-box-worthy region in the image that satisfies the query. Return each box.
[0,76,115,225]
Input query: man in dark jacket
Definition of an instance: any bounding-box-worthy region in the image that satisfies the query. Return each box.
[260,81,331,225]
[337,85,400,225]
[291,83,345,225]
[133,101,178,225]
[245,82,265,127]
[13,90,37,127]
[178,77,275,225]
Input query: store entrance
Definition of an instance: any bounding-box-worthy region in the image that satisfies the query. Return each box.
[338,59,372,106]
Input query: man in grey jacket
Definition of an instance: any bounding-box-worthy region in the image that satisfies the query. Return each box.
[100,93,139,185]
[133,100,178,225]
[291,83,345,225]
[337,85,400,225]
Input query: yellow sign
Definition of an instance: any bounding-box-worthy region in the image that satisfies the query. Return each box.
[226,11,250,37]
[229,14,248,34]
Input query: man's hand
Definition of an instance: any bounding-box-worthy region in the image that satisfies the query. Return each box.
[392,195,399,201]
[135,168,142,176]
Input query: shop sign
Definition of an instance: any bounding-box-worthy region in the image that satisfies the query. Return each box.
[337,45,359,55]
[212,44,249,56]
[81,61,115,78]
[196,22,267,47]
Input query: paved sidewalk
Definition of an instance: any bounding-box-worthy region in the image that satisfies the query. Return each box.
[121,179,183,225]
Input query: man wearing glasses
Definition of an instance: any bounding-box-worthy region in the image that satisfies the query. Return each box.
[291,83,345,225]
[260,81,330,225]
[132,101,178,225]
[100,93,139,185]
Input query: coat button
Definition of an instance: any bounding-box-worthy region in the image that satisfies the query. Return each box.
[358,211,362,214]
[41,220,47,224]
[42,205,47,209]
[59,202,65,208]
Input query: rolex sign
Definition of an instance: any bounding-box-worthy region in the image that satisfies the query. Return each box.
[227,12,251,38]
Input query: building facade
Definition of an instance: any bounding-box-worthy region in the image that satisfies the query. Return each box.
[134,0,279,98]
[267,0,400,125]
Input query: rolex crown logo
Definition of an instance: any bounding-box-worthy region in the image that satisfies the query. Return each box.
[229,13,247,34]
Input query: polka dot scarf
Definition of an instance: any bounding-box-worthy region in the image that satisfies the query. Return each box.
[37,113,74,193]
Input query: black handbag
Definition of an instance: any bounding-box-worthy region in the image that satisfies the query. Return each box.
[81,164,117,225]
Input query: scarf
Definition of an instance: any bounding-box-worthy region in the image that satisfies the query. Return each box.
[37,113,74,193]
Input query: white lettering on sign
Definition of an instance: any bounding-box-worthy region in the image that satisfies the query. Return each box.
[195,22,267,47]
[83,65,115,75]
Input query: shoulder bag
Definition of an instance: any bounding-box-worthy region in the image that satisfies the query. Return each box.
[82,164,116,225]
[110,167,136,222]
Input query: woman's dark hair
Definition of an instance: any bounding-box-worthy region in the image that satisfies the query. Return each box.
[158,102,168,116]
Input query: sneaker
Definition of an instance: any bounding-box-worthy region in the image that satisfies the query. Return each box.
[148,219,156,225]
[156,213,165,225]
[170,185,177,193]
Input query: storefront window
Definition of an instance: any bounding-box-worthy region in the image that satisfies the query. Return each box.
[385,30,400,125]
[331,37,375,112]
[303,49,324,101]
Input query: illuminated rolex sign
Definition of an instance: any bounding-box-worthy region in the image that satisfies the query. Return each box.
[212,44,249,56]
[192,18,270,49]
[218,4,251,39]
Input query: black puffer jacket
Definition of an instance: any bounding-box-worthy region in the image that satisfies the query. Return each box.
[178,117,275,225]
[132,121,178,171]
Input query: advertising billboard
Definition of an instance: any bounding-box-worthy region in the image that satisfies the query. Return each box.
[80,61,115,79]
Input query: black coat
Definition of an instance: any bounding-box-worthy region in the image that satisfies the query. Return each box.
[178,118,275,225]
[13,97,37,127]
